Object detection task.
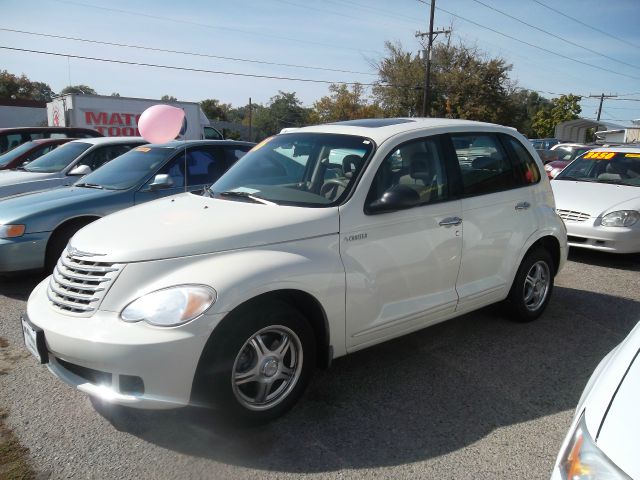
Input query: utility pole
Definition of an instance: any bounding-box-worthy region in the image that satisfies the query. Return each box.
[416,0,450,117]
[589,93,617,126]
[248,97,252,141]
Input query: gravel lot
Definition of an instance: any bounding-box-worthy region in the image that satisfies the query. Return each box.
[1,249,639,479]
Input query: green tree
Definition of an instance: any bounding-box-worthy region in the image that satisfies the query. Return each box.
[200,98,232,121]
[372,41,535,130]
[60,84,97,95]
[311,83,383,123]
[0,70,54,101]
[252,91,311,138]
[371,41,424,116]
[506,90,552,138]
[160,94,177,101]
[531,94,582,138]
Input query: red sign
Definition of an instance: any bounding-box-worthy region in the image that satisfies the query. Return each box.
[84,111,142,136]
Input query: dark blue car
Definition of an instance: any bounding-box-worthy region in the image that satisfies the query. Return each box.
[0,139,254,273]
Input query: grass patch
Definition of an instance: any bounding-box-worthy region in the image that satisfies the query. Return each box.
[0,409,35,480]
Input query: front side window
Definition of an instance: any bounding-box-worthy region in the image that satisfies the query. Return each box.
[366,136,449,208]
[212,133,374,206]
[23,142,92,173]
[451,133,515,196]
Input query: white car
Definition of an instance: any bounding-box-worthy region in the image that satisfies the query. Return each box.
[551,146,640,253]
[0,137,146,198]
[551,321,640,480]
[22,118,567,421]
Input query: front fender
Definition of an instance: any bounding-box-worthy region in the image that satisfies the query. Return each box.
[99,234,347,357]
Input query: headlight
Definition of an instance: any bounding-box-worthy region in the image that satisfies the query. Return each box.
[558,412,630,479]
[601,210,639,227]
[121,285,216,327]
[0,224,26,239]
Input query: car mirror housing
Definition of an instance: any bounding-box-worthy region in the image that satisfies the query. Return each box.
[366,184,421,214]
[148,174,174,191]
[68,164,92,176]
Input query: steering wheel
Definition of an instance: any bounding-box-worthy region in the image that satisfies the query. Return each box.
[320,179,348,200]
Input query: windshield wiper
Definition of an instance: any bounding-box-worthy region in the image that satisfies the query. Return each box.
[75,182,104,189]
[218,190,277,205]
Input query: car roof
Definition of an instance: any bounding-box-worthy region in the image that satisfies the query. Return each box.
[589,145,640,153]
[144,139,256,148]
[287,118,519,144]
[68,136,147,146]
[0,127,100,134]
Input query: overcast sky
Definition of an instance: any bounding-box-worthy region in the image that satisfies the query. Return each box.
[2,0,639,126]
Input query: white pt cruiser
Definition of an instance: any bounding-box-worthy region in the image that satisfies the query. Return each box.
[23,118,567,421]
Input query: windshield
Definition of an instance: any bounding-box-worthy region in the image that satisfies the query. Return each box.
[23,142,92,173]
[555,151,640,186]
[212,133,374,207]
[76,146,174,190]
[554,147,591,162]
[0,141,38,168]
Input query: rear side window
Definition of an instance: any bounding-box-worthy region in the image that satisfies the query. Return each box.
[501,135,541,186]
[450,133,515,196]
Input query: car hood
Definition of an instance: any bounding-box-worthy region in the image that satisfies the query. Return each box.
[551,180,640,217]
[70,193,340,263]
[580,322,640,479]
[0,186,114,227]
[0,170,62,198]
[0,170,55,185]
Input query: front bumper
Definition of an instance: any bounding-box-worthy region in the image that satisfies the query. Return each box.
[26,279,225,409]
[564,221,640,254]
[0,231,50,273]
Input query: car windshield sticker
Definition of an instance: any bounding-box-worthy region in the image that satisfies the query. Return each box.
[250,136,273,152]
[231,187,260,194]
[583,151,615,160]
[134,147,151,152]
[624,153,640,158]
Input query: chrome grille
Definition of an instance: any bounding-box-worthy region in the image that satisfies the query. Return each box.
[557,209,591,222]
[47,252,123,315]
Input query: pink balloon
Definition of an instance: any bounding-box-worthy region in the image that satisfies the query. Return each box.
[137,105,185,144]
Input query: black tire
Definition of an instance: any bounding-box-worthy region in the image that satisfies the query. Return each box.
[45,221,93,272]
[192,299,316,423]
[506,247,555,322]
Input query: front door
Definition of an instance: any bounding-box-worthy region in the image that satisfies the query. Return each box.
[340,135,463,351]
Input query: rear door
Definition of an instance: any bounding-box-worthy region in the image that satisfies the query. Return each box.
[448,132,541,313]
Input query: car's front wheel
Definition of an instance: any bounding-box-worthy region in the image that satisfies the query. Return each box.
[192,299,316,423]
[506,247,554,322]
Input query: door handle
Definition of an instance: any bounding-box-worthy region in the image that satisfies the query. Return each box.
[439,217,462,227]
[515,202,531,210]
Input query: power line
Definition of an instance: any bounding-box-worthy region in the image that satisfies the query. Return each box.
[530,0,640,50]
[0,27,377,77]
[0,45,421,89]
[415,0,640,82]
[471,0,640,71]
[50,0,380,55]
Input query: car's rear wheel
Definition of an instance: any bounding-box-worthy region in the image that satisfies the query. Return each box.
[506,247,554,322]
[192,299,316,423]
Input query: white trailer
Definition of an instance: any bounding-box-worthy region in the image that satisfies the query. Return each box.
[46,94,222,140]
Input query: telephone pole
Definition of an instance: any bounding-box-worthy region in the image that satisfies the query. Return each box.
[589,93,617,125]
[416,0,450,117]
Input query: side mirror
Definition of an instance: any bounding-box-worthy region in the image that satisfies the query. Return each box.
[366,184,420,214]
[147,174,174,191]
[68,164,92,176]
